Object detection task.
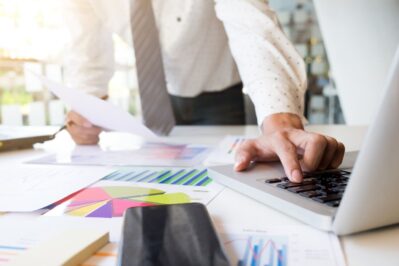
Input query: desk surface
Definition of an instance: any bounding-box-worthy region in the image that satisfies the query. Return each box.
[1,125,398,266]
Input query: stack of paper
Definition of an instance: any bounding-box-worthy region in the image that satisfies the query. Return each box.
[0,218,109,266]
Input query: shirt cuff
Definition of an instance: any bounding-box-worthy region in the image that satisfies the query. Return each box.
[244,80,307,126]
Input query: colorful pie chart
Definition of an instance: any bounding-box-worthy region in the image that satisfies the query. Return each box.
[65,186,191,218]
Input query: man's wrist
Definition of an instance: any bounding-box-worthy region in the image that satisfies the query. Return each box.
[261,113,304,134]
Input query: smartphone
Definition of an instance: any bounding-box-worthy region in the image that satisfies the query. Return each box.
[117,203,229,266]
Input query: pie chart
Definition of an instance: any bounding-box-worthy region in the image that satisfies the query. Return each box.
[65,186,191,218]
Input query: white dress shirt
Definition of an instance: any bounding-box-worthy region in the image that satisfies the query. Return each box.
[62,0,307,125]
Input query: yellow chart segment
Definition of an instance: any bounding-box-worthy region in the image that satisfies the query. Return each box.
[67,200,109,216]
[131,193,190,205]
[64,186,191,218]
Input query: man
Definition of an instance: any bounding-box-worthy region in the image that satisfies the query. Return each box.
[62,0,345,183]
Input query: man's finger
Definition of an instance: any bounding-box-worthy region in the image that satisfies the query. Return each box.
[67,111,92,128]
[234,140,258,171]
[72,135,99,145]
[271,133,302,182]
[318,136,338,170]
[329,142,345,169]
[301,133,328,171]
[67,123,101,145]
[70,131,100,145]
[67,123,102,137]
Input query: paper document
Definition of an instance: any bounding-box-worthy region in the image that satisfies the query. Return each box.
[0,218,108,266]
[8,230,108,266]
[0,164,112,212]
[83,222,345,266]
[204,135,248,165]
[36,75,157,139]
[29,142,210,167]
[46,167,225,218]
[83,242,118,266]
[217,223,346,266]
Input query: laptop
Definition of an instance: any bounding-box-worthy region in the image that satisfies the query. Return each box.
[208,46,399,236]
[0,126,57,152]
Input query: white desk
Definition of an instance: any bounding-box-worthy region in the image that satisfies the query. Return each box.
[1,125,398,266]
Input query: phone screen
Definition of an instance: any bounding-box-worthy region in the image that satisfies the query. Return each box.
[118,203,229,266]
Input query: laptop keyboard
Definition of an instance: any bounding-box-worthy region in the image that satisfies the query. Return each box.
[265,169,351,208]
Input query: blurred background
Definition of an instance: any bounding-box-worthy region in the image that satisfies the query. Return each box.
[0,0,397,127]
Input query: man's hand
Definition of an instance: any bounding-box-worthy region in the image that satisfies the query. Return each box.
[234,113,345,183]
[66,111,102,145]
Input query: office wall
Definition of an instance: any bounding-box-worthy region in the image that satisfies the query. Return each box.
[313,0,399,125]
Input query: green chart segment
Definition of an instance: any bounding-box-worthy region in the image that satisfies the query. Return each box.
[65,186,191,218]
[102,168,213,187]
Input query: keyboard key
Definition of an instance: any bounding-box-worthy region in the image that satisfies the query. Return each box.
[302,177,318,182]
[287,185,318,193]
[313,194,342,203]
[315,190,328,196]
[277,180,316,189]
[340,170,352,175]
[265,178,282,184]
[325,182,338,188]
[326,200,341,207]
[299,191,323,198]
[331,187,346,193]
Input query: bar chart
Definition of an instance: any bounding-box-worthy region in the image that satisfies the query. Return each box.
[204,136,249,165]
[102,168,212,187]
[223,234,288,266]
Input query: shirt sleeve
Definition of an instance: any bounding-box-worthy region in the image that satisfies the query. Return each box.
[61,0,115,98]
[214,0,308,125]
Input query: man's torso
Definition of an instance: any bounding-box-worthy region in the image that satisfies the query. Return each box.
[89,0,241,97]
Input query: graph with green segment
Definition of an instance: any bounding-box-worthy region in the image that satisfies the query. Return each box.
[65,186,190,218]
[102,168,212,187]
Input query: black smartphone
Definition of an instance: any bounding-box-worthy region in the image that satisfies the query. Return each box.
[117,203,229,266]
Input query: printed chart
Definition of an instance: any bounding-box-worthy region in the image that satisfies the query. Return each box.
[222,234,288,266]
[227,138,246,155]
[0,244,26,265]
[46,175,225,219]
[102,168,212,187]
[64,186,190,218]
[204,136,249,165]
[218,224,345,266]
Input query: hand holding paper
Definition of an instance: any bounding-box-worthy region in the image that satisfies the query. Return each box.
[37,75,158,140]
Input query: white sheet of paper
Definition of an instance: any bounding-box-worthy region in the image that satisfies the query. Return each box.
[0,164,112,212]
[0,217,110,265]
[204,135,248,166]
[36,75,157,139]
[216,223,346,266]
[29,143,210,167]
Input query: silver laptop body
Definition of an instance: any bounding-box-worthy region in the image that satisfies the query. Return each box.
[208,46,399,235]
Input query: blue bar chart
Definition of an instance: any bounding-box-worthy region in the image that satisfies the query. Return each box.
[223,235,288,266]
[102,168,212,187]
